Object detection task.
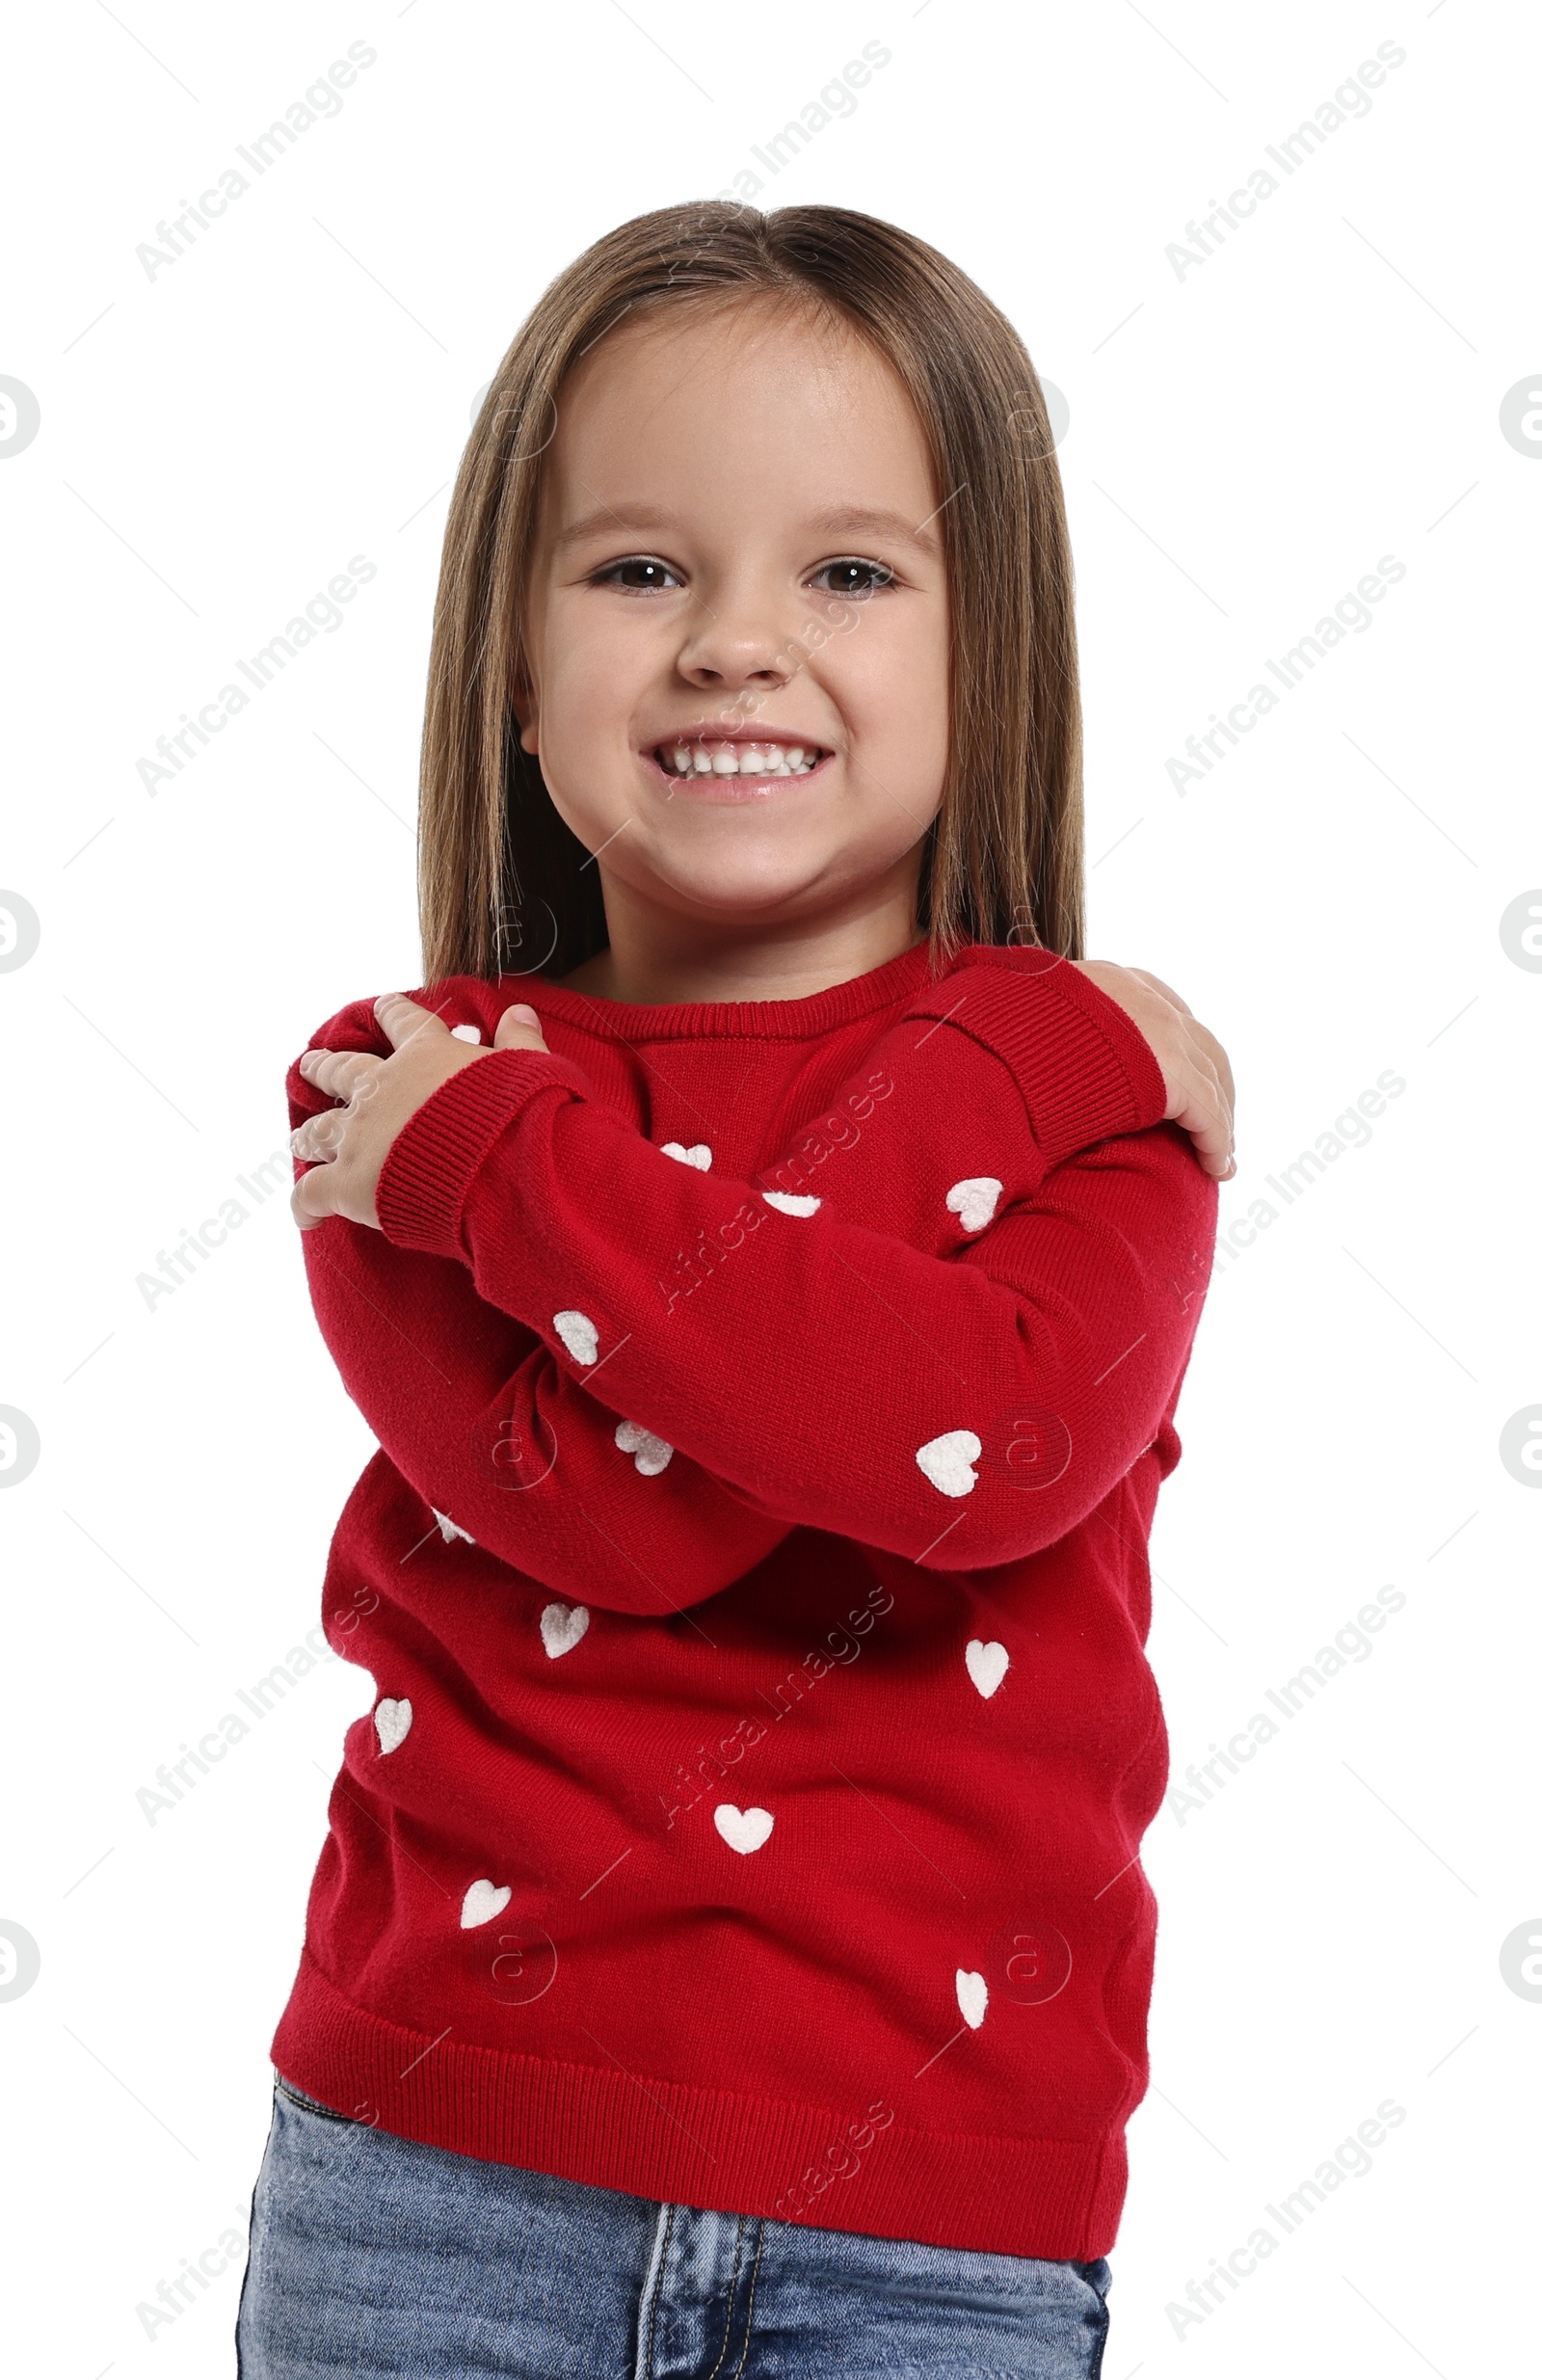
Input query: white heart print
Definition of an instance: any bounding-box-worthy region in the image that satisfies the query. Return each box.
[761,1191,820,1217]
[553,1309,598,1365]
[965,1640,1010,1698]
[714,1805,774,1855]
[374,1697,412,1753]
[433,1508,476,1545]
[916,1431,981,1497]
[956,1968,989,2029]
[449,1023,483,1044]
[461,1879,512,1930]
[661,1142,712,1170]
[540,1601,590,1659]
[946,1177,1003,1234]
[615,1419,674,1475]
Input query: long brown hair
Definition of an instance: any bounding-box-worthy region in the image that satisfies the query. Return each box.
[418,201,1083,985]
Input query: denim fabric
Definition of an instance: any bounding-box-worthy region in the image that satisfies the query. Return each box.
[236,2072,1111,2377]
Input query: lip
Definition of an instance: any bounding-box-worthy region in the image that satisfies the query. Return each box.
[639,731,837,801]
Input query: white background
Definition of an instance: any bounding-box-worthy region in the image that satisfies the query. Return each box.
[1,2,1536,2371]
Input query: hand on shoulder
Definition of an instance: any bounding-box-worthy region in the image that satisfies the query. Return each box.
[1073,961,1235,1179]
[288,990,551,1232]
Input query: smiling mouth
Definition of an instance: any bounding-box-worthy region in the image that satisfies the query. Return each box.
[651,737,832,779]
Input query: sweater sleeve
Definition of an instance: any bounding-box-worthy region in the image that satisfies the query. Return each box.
[374,971,1215,1575]
[746,949,1168,1248]
[287,1002,792,1610]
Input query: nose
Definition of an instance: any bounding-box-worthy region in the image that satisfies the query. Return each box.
[675,585,793,700]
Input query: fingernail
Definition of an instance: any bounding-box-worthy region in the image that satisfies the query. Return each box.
[508,1003,539,1025]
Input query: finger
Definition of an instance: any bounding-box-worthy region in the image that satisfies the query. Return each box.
[1174,1100,1231,1176]
[1185,1038,1233,1137]
[1183,1040,1234,1159]
[290,1168,336,1231]
[493,1002,548,1052]
[1125,968,1191,1017]
[374,991,449,1051]
[1189,1020,1236,1115]
[1170,1063,1234,1177]
[298,1046,383,1104]
[290,1111,348,1163]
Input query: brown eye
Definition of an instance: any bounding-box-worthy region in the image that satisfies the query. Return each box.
[596,556,681,592]
[811,557,895,597]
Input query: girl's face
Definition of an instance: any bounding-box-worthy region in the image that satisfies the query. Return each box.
[517,298,949,942]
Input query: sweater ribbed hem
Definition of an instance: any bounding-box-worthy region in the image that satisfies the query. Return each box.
[375,1052,591,1259]
[907,955,1167,1170]
[270,1949,1127,2261]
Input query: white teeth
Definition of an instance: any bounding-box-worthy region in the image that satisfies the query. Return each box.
[657,739,822,778]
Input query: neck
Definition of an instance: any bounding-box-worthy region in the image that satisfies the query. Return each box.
[554,869,927,1006]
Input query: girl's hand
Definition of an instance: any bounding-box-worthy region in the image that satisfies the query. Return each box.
[290,993,549,1230]
[1072,962,1236,1180]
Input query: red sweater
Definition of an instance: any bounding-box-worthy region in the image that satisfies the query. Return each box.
[269,938,1216,2260]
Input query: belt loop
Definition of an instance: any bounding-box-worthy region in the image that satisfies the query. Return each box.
[634,2202,676,2380]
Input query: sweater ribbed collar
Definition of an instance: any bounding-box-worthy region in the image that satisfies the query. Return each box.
[512,937,946,1042]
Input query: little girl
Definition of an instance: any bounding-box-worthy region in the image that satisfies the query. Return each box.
[236,202,1233,2377]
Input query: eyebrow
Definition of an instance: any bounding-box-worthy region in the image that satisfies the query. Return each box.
[550,502,681,553]
[801,505,942,557]
[550,500,942,557]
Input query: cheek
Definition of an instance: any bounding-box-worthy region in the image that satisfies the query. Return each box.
[832,603,949,790]
[523,609,656,849]
[541,607,626,721]
[531,598,660,772]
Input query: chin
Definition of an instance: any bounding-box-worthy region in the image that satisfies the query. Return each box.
[648,862,836,924]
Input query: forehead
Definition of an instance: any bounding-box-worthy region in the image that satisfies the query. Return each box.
[538,295,937,530]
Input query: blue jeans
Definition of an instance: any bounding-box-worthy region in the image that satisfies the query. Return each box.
[236,2072,1112,2376]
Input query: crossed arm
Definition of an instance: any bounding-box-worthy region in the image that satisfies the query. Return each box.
[288,959,1217,1611]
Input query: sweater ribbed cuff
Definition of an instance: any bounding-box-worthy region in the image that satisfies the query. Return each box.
[375,1051,591,1258]
[906,953,1167,1168]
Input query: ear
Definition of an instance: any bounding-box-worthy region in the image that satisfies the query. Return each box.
[510,666,540,757]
